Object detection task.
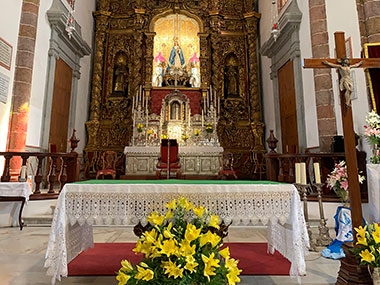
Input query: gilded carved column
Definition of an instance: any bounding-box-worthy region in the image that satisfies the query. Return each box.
[144,32,155,89]
[86,9,110,150]
[209,14,223,96]
[131,11,145,97]
[245,13,264,152]
[198,33,210,89]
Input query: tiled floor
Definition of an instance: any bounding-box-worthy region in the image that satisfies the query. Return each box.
[0,226,340,285]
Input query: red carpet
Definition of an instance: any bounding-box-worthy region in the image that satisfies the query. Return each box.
[68,243,291,276]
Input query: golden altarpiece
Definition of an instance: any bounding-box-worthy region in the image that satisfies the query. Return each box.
[84,0,264,179]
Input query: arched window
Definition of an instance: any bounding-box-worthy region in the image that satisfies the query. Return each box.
[170,101,181,120]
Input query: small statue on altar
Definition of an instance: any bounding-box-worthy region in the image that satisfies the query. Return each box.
[323,57,363,106]
[189,52,200,88]
[224,65,239,97]
[113,54,129,94]
[153,52,166,87]
[167,37,186,71]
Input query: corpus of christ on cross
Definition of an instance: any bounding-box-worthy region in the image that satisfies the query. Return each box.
[304,31,380,283]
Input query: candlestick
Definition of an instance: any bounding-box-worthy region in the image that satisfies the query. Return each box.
[295,163,301,184]
[132,96,135,112]
[206,91,209,110]
[300,162,307,185]
[142,90,145,108]
[217,97,220,115]
[214,90,216,107]
[314,162,321,184]
[201,109,204,128]
[203,96,206,113]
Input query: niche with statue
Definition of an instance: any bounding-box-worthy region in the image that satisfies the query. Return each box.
[112,52,129,97]
[224,53,240,99]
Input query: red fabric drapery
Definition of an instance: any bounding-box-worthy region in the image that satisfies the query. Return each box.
[150,88,202,115]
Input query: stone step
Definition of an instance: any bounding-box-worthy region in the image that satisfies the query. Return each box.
[23,215,52,226]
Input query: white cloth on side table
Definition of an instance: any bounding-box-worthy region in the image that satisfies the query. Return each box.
[367,164,380,223]
[0,182,32,201]
[44,182,309,284]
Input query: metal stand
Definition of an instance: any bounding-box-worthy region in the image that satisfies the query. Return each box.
[313,183,332,247]
[295,183,317,251]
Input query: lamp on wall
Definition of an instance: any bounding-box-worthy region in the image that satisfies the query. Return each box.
[271,0,280,42]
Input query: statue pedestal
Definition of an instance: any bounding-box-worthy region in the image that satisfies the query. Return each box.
[124,146,223,176]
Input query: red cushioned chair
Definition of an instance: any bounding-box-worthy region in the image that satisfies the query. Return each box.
[156,139,181,179]
[218,153,238,180]
[96,151,117,180]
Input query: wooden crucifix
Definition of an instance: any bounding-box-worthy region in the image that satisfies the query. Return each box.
[304,32,380,238]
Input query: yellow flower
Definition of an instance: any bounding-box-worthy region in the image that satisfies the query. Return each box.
[225,257,239,271]
[166,199,176,210]
[184,255,199,273]
[199,231,221,248]
[227,267,242,285]
[121,260,133,272]
[147,130,153,135]
[356,235,368,246]
[147,212,165,226]
[116,271,131,285]
[202,253,220,281]
[162,259,184,279]
[161,134,167,139]
[193,206,205,218]
[359,249,375,263]
[184,223,201,242]
[355,225,367,239]
[135,265,154,281]
[133,239,152,256]
[165,210,174,219]
[194,129,200,136]
[219,247,230,259]
[164,222,175,239]
[161,238,177,257]
[143,228,158,244]
[179,240,196,257]
[178,197,193,211]
[373,228,380,244]
[209,214,220,229]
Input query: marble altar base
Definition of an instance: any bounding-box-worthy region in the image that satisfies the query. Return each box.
[124,146,223,176]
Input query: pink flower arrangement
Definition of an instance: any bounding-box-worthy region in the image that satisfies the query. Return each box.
[326,161,365,203]
[364,111,380,164]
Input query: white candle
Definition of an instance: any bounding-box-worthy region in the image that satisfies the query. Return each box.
[206,91,209,110]
[300,162,307,185]
[132,96,135,112]
[203,96,206,113]
[142,90,145,108]
[214,90,216,107]
[314,162,321,184]
[201,109,204,128]
[218,97,220,115]
[295,163,301,184]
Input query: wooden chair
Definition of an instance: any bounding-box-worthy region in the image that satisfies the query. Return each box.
[156,139,181,179]
[96,151,117,180]
[218,153,238,180]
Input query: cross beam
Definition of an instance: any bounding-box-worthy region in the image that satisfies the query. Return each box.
[304,31,380,240]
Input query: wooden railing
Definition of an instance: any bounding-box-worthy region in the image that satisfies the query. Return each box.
[265,152,368,201]
[0,152,80,198]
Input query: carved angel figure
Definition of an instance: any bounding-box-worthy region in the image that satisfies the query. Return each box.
[323,58,363,106]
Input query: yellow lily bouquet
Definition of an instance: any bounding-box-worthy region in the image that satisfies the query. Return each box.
[352,223,380,268]
[137,123,144,133]
[205,123,213,134]
[116,197,241,285]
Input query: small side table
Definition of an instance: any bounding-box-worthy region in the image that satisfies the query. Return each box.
[0,182,32,230]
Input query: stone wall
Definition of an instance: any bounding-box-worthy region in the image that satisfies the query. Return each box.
[356,0,380,44]
[308,0,337,151]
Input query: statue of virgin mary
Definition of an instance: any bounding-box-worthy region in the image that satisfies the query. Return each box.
[167,37,186,71]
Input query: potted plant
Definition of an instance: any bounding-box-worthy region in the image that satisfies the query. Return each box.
[352,223,380,284]
[116,197,241,285]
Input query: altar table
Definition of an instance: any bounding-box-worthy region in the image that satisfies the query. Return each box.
[45,180,309,283]
[124,146,223,176]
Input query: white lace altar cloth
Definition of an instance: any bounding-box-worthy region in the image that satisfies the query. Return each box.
[45,182,309,284]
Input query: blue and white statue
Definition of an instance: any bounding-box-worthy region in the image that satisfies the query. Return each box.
[167,37,186,71]
[321,206,353,259]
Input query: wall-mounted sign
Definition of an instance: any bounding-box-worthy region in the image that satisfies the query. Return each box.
[0,72,10,104]
[0,37,12,70]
